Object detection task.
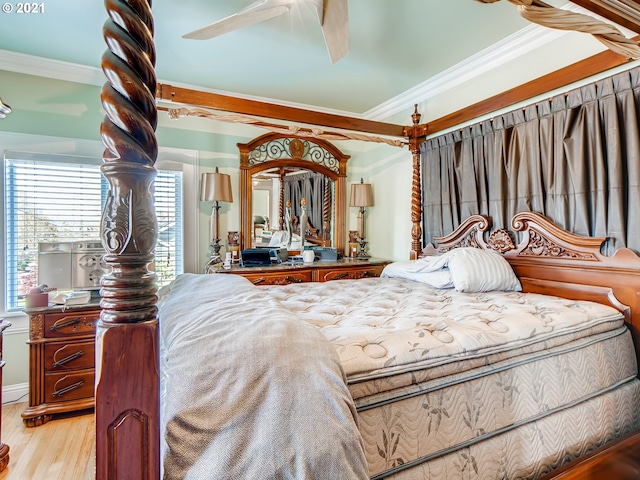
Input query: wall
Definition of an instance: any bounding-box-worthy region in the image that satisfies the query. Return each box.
[0,69,414,395]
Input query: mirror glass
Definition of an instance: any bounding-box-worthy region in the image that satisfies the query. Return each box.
[252,182,271,242]
[250,167,334,249]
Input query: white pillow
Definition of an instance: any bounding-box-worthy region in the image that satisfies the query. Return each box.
[445,247,522,293]
[381,261,454,288]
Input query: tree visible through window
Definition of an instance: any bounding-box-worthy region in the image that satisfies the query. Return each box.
[4,154,183,310]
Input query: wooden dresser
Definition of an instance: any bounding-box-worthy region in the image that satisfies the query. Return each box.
[215,258,389,285]
[22,303,99,427]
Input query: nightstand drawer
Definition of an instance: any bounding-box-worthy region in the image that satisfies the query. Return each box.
[45,340,95,372]
[44,370,95,403]
[44,311,99,338]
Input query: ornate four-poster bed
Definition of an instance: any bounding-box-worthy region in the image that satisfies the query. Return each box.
[96,1,640,479]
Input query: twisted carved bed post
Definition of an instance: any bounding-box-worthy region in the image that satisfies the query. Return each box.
[278,168,285,231]
[98,0,160,478]
[404,105,428,259]
[322,176,331,246]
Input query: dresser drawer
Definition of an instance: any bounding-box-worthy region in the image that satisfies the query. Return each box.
[44,370,95,403]
[318,265,385,282]
[44,339,95,372]
[44,310,99,339]
[241,270,313,285]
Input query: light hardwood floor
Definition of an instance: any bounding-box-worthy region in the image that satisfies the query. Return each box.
[0,402,94,479]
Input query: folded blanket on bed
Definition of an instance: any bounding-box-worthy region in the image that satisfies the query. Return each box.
[158,273,369,480]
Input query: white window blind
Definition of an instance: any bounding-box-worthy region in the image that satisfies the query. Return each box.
[4,153,183,310]
[155,167,183,286]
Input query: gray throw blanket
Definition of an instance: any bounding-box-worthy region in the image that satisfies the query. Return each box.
[159,273,369,479]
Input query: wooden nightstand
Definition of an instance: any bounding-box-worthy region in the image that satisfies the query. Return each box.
[22,303,99,427]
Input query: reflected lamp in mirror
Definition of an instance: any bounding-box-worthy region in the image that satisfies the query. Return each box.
[201,168,233,272]
[349,178,374,258]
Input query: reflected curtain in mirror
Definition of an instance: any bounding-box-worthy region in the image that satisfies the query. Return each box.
[283,171,326,237]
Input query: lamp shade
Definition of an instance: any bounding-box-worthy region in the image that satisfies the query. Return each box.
[350,179,374,207]
[200,169,233,203]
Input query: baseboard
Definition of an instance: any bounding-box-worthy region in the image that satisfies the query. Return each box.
[2,382,28,405]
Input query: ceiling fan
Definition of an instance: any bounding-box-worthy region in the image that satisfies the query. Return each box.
[182,0,349,64]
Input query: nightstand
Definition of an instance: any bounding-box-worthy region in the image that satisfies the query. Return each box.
[22,303,99,427]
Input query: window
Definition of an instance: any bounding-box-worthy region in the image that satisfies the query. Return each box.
[4,152,183,310]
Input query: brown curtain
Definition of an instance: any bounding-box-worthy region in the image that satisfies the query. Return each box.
[421,66,640,255]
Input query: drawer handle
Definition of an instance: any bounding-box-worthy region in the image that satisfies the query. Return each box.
[52,380,84,397]
[52,350,84,368]
[252,277,266,285]
[333,273,349,280]
[363,271,378,277]
[50,317,82,331]
[284,276,303,283]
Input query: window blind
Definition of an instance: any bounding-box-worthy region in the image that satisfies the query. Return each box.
[4,154,183,310]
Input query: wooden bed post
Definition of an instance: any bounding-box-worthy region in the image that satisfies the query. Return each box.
[322,176,331,246]
[404,105,428,259]
[97,1,160,479]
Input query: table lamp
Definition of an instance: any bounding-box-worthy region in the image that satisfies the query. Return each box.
[349,178,374,258]
[201,168,233,271]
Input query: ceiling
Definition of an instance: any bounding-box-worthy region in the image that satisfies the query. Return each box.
[0,0,637,125]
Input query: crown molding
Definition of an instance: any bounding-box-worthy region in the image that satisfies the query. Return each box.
[0,49,105,86]
[364,23,569,121]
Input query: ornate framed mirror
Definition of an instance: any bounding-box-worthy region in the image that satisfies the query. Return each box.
[239,133,350,253]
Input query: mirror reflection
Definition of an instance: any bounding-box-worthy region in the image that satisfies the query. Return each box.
[251,168,333,250]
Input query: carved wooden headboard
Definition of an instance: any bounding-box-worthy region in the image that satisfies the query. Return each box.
[423,211,640,370]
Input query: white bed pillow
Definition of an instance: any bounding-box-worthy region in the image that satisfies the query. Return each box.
[445,247,522,293]
[381,260,454,288]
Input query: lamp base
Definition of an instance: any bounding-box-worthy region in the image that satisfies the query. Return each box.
[356,238,370,259]
[204,239,223,273]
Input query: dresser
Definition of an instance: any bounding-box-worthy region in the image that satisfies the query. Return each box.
[22,303,99,427]
[215,258,389,285]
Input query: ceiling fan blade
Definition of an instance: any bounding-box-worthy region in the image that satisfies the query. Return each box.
[183,0,294,40]
[320,0,349,64]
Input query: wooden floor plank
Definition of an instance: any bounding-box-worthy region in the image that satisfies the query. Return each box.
[0,402,95,480]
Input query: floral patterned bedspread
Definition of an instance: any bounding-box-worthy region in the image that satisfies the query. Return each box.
[262,277,624,384]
